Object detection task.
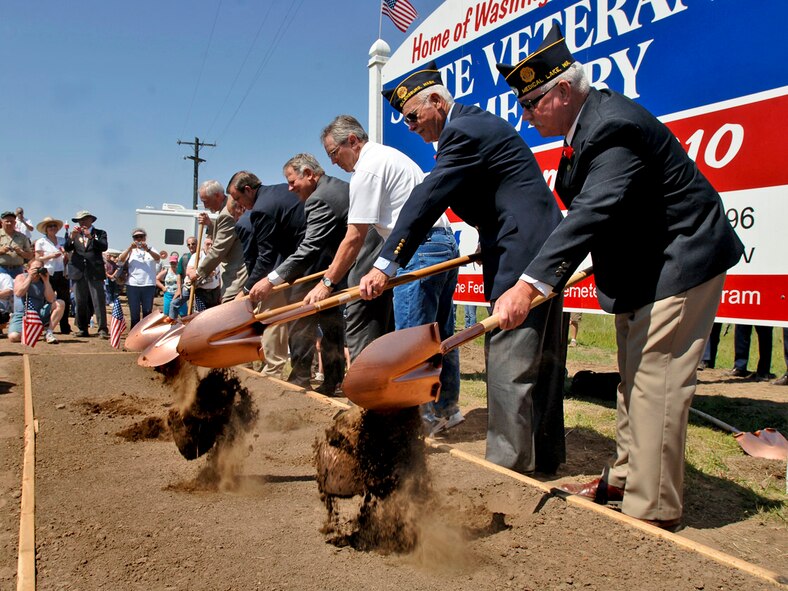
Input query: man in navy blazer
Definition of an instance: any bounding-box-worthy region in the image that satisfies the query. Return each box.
[228,170,313,385]
[360,63,566,475]
[495,25,743,529]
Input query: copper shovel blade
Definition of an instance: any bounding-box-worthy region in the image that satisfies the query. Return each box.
[733,428,788,461]
[124,311,169,351]
[177,297,266,367]
[342,323,444,411]
[137,322,187,367]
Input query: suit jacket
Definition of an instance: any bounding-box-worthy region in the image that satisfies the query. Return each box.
[524,88,744,313]
[64,227,108,282]
[244,183,306,291]
[380,102,562,300]
[197,199,248,300]
[275,175,349,286]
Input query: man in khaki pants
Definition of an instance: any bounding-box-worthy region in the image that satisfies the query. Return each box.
[494,25,743,530]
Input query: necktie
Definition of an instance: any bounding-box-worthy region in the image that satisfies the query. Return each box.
[562,141,574,160]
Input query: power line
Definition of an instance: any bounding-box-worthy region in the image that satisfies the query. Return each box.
[179,0,224,138]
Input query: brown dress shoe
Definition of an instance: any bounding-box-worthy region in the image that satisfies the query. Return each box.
[559,478,625,505]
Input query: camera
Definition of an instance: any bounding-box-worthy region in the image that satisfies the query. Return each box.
[135,241,143,248]
[38,267,48,277]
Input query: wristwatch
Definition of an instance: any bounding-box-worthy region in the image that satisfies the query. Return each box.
[321,276,334,290]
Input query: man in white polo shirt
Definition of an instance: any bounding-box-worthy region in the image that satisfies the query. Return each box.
[305,115,461,434]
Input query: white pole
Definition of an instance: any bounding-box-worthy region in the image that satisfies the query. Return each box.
[368,38,390,144]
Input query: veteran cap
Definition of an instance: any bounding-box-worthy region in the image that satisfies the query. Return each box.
[382,61,443,113]
[495,23,575,98]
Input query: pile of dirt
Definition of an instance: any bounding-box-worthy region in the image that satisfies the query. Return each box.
[116,417,170,442]
[78,396,144,417]
[315,406,431,553]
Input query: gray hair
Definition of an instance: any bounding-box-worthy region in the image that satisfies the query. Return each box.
[555,61,591,95]
[199,179,225,198]
[414,84,455,107]
[321,115,369,146]
[226,171,262,193]
[283,153,324,177]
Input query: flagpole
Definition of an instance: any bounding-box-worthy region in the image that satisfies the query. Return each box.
[378,0,383,39]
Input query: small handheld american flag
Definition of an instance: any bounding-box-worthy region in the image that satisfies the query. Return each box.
[22,297,43,347]
[110,298,126,349]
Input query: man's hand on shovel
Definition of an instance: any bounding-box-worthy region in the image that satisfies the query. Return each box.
[494,279,543,330]
[248,277,275,304]
[359,267,389,300]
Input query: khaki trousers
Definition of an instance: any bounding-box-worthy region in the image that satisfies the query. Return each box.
[258,290,289,379]
[608,273,726,521]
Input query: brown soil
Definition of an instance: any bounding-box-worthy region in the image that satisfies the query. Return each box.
[0,332,785,590]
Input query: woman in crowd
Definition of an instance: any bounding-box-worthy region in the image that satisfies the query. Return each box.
[34,216,71,334]
[118,227,160,328]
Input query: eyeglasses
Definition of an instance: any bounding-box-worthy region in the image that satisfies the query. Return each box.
[403,96,430,124]
[133,234,145,239]
[326,141,346,160]
[46,224,58,229]
[518,83,558,112]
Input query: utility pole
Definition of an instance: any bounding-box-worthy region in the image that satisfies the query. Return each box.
[177,137,216,209]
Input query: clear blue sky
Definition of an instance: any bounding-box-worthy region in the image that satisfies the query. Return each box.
[1,0,443,250]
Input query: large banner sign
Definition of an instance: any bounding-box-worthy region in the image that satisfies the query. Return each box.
[381,0,787,327]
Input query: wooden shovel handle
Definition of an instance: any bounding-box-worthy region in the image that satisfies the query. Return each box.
[258,252,483,326]
[439,266,594,355]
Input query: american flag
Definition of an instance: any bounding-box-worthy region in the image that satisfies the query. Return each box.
[382,0,418,32]
[22,298,43,347]
[110,298,126,349]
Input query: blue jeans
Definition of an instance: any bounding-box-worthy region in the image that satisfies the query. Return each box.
[126,285,157,328]
[464,305,478,328]
[393,228,460,417]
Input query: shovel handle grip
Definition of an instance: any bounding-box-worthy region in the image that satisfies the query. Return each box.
[439,266,594,355]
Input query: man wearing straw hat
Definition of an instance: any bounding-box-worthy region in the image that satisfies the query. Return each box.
[494,24,743,529]
[64,210,109,338]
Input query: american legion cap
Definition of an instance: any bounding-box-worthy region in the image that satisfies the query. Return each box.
[382,61,443,113]
[495,23,575,98]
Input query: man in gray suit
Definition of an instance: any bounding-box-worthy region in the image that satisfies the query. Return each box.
[187,179,248,303]
[248,154,348,395]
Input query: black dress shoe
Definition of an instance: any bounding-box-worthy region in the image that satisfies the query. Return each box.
[315,384,342,397]
[754,372,776,382]
[640,517,683,532]
[75,330,90,337]
[286,375,312,389]
[559,478,625,505]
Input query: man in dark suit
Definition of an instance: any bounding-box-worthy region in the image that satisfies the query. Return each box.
[247,154,349,395]
[495,25,744,529]
[64,210,109,338]
[360,63,566,474]
[227,170,312,385]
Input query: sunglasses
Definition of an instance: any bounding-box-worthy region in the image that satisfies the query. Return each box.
[46,224,58,229]
[403,96,430,124]
[518,83,558,112]
[133,235,145,239]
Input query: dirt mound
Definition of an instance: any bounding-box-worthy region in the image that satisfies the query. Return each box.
[79,396,144,417]
[116,416,171,442]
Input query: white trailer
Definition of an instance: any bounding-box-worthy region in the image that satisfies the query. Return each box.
[134,203,212,256]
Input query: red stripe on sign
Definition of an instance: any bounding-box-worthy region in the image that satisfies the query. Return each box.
[664,94,788,192]
[716,274,788,323]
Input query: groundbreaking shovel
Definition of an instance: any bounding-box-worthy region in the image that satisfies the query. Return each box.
[137,269,327,368]
[177,253,483,368]
[688,407,788,461]
[124,310,172,351]
[342,267,594,411]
